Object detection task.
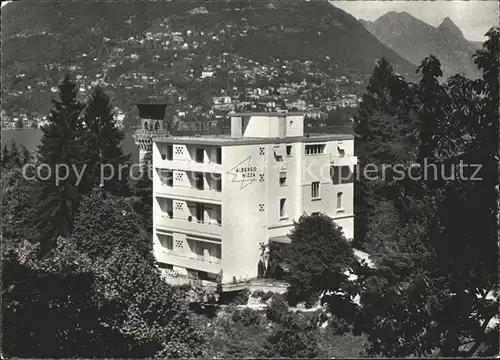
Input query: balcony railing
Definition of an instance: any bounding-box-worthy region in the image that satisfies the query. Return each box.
[188,253,221,264]
[157,183,221,193]
[157,213,221,226]
[133,129,170,136]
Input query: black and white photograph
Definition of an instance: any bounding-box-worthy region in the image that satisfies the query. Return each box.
[1,0,499,358]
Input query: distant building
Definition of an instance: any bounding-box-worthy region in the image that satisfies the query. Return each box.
[151,112,356,290]
[201,71,214,79]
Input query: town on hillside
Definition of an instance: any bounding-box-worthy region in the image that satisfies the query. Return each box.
[2,1,498,359]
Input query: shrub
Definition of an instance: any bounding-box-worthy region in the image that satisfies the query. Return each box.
[220,288,250,306]
[266,294,289,324]
[252,290,266,299]
[260,291,274,302]
[231,308,261,326]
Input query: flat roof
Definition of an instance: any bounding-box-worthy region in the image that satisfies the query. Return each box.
[230,112,304,117]
[154,133,354,146]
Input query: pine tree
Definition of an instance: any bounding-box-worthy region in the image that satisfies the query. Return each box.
[81,86,130,196]
[8,140,22,169]
[1,144,11,169]
[19,144,31,165]
[130,150,153,232]
[29,74,85,254]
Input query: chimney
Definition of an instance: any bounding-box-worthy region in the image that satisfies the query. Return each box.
[231,116,243,138]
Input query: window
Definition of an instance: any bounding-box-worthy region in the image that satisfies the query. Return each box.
[160,170,173,186]
[311,181,320,199]
[166,144,173,160]
[337,192,343,210]
[195,172,204,190]
[157,197,173,216]
[195,148,204,163]
[279,198,287,218]
[340,166,353,183]
[196,203,205,223]
[216,147,222,164]
[158,234,173,250]
[286,145,292,156]
[274,148,284,162]
[305,144,326,155]
[214,178,222,192]
[279,172,287,186]
[210,244,221,262]
[195,243,204,257]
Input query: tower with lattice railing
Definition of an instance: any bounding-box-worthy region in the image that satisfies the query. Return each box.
[133,102,170,167]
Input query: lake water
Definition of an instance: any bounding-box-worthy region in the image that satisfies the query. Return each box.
[2,128,140,164]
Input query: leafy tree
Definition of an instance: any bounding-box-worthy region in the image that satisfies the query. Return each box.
[94,247,207,358]
[3,236,206,358]
[232,308,262,326]
[260,313,322,358]
[29,74,85,254]
[416,55,451,165]
[71,188,151,259]
[81,86,131,196]
[1,175,37,243]
[2,239,132,358]
[353,57,417,248]
[354,30,499,357]
[266,293,289,324]
[285,212,356,307]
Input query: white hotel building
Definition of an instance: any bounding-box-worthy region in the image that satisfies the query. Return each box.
[152,112,357,289]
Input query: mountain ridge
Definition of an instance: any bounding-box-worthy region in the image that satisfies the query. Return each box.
[361,11,481,79]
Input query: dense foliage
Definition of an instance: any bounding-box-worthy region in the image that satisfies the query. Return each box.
[2,238,206,358]
[285,212,356,306]
[349,27,499,357]
[71,189,151,259]
[1,76,203,358]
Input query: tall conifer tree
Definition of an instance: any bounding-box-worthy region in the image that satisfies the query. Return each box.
[30,74,85,253]
[130,150,153,232]
[81,86,130,195]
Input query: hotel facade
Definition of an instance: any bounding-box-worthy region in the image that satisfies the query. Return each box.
[151,112,357,289]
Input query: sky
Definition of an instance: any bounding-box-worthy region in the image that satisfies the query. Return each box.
[331,0,499,41]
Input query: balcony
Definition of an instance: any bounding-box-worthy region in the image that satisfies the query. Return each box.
[154,247,222,275]
[155,157,223,173]
[155,215,222,237]
[330,154,358,166]
[155,184,222,203]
